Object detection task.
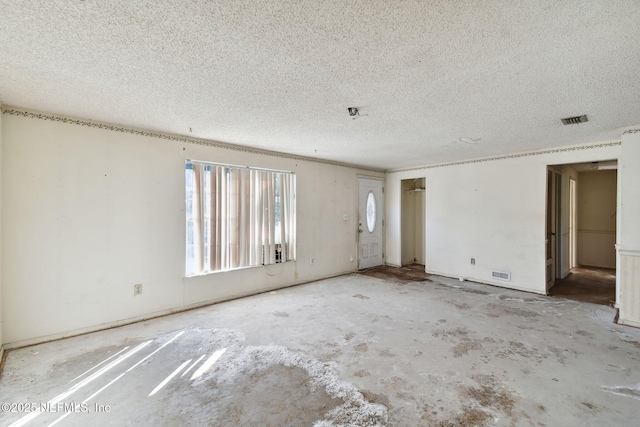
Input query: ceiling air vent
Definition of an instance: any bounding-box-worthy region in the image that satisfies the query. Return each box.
[561,115,588,125]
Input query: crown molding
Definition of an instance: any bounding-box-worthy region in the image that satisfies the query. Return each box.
[1,107,385,174]
[4,106,631,175]
[387,141,622,174]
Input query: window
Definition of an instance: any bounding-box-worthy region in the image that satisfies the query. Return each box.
[366,191,376,233]
[185,161,296,276]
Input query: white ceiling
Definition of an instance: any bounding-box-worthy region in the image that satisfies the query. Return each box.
[1,1,639,171]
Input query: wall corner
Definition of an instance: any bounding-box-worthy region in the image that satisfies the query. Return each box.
[618,128,640,327]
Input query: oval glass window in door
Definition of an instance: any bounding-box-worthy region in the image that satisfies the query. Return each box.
[366,191,376,232]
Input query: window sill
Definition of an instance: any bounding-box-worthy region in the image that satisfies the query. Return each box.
[184,260,295,278]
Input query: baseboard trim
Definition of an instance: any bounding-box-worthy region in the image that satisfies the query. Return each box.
[1,270,355,351]
[0,347,6,377]
[617,316,640,329]
[425,269,547,295]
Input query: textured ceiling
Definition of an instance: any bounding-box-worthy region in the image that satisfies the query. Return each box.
[1,1,639,170]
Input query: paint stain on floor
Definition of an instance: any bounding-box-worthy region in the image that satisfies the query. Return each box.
[358,264,431,284]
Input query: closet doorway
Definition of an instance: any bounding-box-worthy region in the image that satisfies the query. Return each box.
[401,178,426,268]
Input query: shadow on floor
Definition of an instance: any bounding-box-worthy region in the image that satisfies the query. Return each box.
[549,266,616,306]
[358,264,431,284]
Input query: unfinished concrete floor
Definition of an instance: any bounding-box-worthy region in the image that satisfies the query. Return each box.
[2,272,640,426]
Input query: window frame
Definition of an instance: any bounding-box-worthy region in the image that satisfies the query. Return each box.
[185,159,296,277]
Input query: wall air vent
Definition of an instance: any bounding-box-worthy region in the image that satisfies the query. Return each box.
[491,270,511,281]
[561,115,588,125]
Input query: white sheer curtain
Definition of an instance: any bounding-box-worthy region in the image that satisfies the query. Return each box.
[210,165,226,271]
[187,164,203,274]
[280,172,296,261]
[186,162,296,275]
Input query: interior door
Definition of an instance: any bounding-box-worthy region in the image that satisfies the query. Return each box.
[358,177,384,269]
[546,169,559,291]
[569,178,577,269]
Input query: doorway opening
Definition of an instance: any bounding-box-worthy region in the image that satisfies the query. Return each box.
[401,178,425,270]
[546,160,618,306]
[546,168,561,291]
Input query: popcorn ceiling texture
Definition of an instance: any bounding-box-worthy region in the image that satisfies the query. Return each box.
[0,0,639,170]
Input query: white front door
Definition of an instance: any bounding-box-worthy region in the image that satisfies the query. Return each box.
[358,177,384,269]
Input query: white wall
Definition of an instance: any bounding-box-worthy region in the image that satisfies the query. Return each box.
[0,103,3,355]
[386,142,622,295]
[618,132,640,249]
[1,109,382,346]
[577,170,617,268]
[618,130,640,327]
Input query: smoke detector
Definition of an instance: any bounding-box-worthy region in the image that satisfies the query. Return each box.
[561,115,588,125]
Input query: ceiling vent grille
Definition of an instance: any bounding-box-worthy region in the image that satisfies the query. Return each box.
[491,270,511,281]
[561,115,588,125]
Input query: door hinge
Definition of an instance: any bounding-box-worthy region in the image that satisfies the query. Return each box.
[382,187,385,193]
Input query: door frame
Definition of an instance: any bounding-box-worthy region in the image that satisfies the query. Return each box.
[569,177,577,270]
[545,168,561,291]
[400,178,426,266]
[546,161,619,300]
[357,175,385,270]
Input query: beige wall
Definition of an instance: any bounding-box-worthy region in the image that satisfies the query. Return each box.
[386,142,622,295]
[1,109,382,346]
[401,178,425,265]
[577,170,617,268]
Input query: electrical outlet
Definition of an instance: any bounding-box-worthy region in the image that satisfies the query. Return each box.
[310,258,314,264]
[471,258,475,265]
[134,283,142,296]
[343,213,349,221]
[350,255,354,262]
